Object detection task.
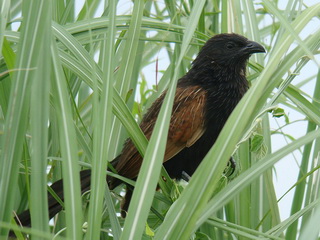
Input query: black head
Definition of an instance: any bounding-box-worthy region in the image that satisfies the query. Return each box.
[192,33,265,71]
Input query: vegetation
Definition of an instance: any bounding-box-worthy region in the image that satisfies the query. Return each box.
[0,0,319,239]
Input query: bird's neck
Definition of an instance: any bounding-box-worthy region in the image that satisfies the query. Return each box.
[187,63,248,90]
[184,63,249,127]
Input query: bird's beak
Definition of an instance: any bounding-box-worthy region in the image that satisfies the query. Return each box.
[244,41,266,54]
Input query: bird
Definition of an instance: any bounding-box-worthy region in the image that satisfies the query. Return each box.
[14,33,265,228]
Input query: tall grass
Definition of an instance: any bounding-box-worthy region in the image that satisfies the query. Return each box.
[0,0,319,239]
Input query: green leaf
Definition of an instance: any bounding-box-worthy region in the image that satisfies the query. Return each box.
[250,133,264,153]
[51,33,83,239]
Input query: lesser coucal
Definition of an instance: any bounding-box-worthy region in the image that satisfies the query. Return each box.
[15,33,265,228]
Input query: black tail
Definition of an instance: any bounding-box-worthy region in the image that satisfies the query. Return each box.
[12,157,121,236]
[14,169,92,228]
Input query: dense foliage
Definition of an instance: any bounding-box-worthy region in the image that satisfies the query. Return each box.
[0,0,319,239]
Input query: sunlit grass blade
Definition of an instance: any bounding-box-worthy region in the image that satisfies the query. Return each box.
[54,32,148,155]
[300,70,320,231]
[196,128,320,228]
[0,0,10,55]
[85,0,120,239]
[206,218,283,240]
[267,199,320,237]
[298,203,320,240]
[50,35,83,239]
[284,85,320,125]
[0,221,64,240]
[121,1,207,239]
[109,0,145,157]
[0,0,52,237]
[77,0,100,21]
[1,37,15,115]
[286,70,320,239]
[263,0,317,63]
[29,1,51,238]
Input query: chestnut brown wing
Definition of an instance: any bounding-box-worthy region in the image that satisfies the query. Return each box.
[164,86,206,160]
[114,85,207,181]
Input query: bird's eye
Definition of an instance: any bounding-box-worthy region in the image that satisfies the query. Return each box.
[226,42,235,49]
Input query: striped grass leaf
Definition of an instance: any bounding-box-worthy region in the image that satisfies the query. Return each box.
[85,0,121,239]
[1,1,320,239]
[121,1,207,239]
[29,1,52,238]
[51,36,84,239]
[0,0,53,237]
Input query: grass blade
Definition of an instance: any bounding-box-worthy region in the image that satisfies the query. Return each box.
[50,34,83,239]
